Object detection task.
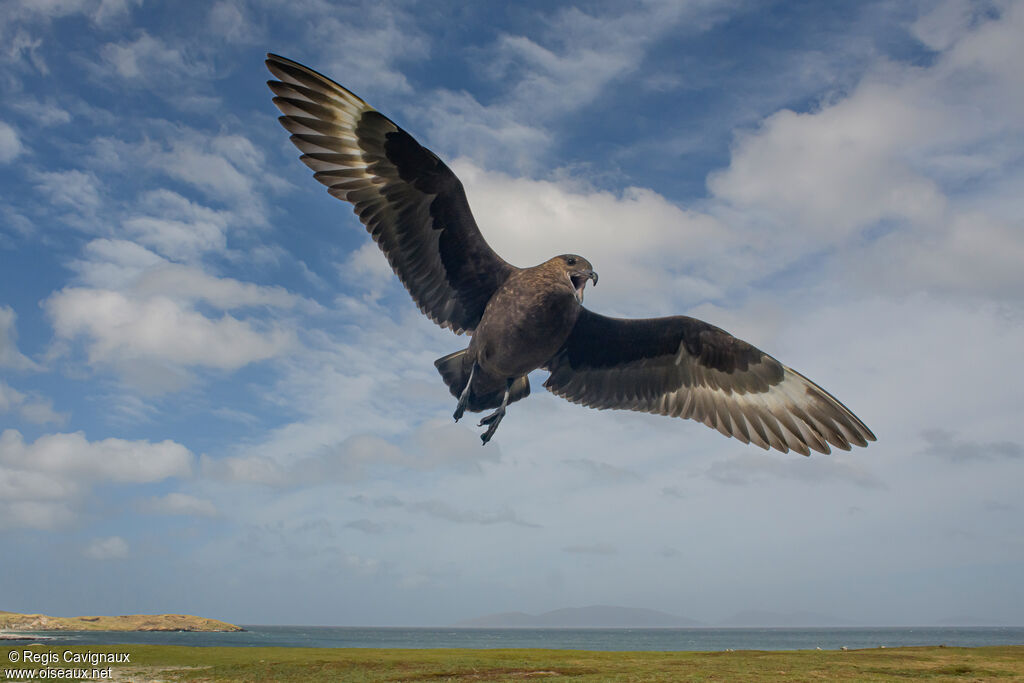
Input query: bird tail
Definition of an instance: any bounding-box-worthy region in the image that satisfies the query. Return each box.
[434,348,530,411]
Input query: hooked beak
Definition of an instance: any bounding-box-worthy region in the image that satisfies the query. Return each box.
[570,270,598,302]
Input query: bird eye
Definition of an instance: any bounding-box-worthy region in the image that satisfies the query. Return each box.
[566,256,577,266]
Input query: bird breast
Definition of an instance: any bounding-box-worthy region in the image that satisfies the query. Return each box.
[471,271,581,378]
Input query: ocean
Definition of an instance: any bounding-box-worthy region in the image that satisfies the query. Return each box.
[7,626,1023,651]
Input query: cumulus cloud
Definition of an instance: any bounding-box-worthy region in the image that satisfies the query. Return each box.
[0,429,193,530]
[708,84,948,236]
[46,234,305,393]
[46,287,293,372]
[72,238,307,310]
[454,160,736,315]
[707,1,1024,300]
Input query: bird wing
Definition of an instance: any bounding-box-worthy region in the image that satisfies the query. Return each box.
[544,308,875,455]
[266,54,516,334]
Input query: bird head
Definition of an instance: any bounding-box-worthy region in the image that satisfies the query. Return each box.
[556,254,598,302]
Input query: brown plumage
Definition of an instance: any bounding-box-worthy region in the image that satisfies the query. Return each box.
[266,53,876,452]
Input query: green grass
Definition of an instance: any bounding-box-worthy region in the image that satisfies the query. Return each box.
[3,644,1023,681]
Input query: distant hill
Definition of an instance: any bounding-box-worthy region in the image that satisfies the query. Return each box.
[454,605,704,628]
[0,610,243,632]
[719,610,855,627]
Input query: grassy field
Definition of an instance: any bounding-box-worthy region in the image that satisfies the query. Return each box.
[3,644,1024,681]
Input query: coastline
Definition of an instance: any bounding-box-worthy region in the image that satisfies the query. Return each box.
[0,611,243,634]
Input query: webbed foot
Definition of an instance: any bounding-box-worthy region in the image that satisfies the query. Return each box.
[478,378,513,445]
[478,406,506,444]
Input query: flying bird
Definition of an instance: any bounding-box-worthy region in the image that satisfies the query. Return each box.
[265,54,876,453]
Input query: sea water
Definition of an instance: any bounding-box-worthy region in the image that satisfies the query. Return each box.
[9,626,1024,651]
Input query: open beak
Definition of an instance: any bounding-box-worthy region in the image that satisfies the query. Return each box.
[570,270,598,302]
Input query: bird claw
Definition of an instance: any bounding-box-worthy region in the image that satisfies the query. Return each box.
[452,404,465,422]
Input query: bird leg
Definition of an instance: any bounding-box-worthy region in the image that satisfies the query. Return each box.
[478,379,513,445]
[452,362,477,423]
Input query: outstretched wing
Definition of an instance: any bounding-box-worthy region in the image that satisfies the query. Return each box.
[266,54,515,334]
[544,309,875,455]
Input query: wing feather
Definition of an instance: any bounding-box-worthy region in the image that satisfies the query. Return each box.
[545,309,875,455]
[266,54,515,334]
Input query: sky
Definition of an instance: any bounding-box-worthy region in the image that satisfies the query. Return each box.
[1,0,1023,628]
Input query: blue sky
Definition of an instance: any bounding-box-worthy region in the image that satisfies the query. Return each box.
[1,0,1023,627]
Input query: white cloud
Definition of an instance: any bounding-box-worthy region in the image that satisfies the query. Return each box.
[46,287,293,372]
[31,169,103,212]
[133,266,304,311]
[100,31,194,81]
[708,85,948,235]
[0,429,193,530]
[91,0,141,26]
[159,139,257,202]
[87,130,270,225]
[9,95,72,126]
[49,236,306,390]
[454,160,736,315]
[706,1,1024,299]
[418,0,736,168]
[0,380,65,425]
[0,305,38,370]
[0,429,193,482]
[123,214,226,261]
[3,0,137,25]
[72,238,307,311]
[909,0,980,51]
[308,2,430,96]
[0,121,24,162]
[84,535,129,560]
[207,1,260,45]
[143,492,218,517]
